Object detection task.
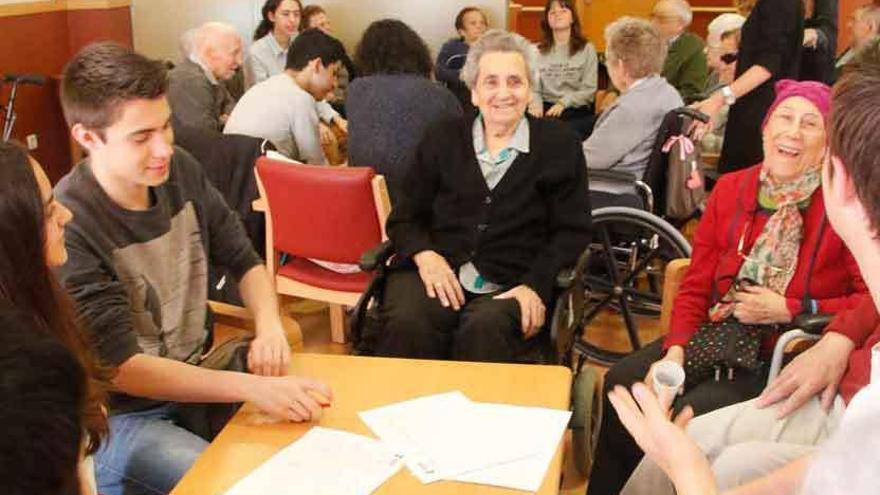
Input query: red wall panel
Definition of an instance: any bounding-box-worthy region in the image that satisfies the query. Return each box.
[0,7,131,183]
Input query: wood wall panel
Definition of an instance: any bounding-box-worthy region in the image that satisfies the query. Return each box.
[0,6,131,182]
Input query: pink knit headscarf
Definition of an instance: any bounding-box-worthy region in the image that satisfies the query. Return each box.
[761,79,832,129]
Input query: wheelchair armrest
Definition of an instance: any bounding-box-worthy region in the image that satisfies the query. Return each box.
[359,240,393,272]
[791,313,833,335]
[589,169,637,183]
[557,268,575,289]
[557,247,592,289]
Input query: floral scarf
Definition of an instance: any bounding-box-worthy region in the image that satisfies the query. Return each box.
[708,167,821,321]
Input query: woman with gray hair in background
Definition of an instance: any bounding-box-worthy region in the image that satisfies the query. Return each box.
[583,17,683,209]
[365,30,591,364]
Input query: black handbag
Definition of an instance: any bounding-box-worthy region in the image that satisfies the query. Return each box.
[683,318,778,387]
[682,215,829,388]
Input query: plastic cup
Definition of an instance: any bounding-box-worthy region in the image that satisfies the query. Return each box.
[652,361,685,405]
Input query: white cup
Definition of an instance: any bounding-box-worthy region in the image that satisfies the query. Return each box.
[652,361,686,405]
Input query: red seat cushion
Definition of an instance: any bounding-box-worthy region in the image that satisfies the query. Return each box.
[277,257,374,293]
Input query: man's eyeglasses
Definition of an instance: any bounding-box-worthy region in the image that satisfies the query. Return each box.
[720,52,739,64]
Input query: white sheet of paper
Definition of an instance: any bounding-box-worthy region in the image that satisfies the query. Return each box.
[223,427,402,495]
[451,403,572,492]
[359,391,570,489]
[359,391,479,483]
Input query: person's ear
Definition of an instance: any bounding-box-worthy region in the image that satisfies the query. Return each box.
[308,57,322,74]
[828,155,858,204]
[71,123,105,154]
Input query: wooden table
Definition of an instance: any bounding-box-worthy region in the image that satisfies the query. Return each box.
[171,353,572,495]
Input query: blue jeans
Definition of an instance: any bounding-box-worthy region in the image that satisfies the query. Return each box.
[95,403,209,495]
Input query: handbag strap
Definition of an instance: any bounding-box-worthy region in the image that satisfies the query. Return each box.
[800,214,827,314]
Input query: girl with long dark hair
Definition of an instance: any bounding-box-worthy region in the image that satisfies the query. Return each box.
[244,0,302,88]
[534,0,599,140]
[0,141,108,494]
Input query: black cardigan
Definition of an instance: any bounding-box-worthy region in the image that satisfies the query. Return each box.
[387,114,591,303]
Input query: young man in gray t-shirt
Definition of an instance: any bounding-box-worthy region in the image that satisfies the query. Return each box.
[225,28,344,164]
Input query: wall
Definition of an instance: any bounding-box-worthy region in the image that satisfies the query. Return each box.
[131,0,508,63]
[0,1,132,181]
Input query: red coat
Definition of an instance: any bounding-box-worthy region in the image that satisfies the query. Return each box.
[827,295,880,403]
[664,164,867,350]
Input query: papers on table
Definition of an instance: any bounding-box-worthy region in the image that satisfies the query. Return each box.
[223,427,402,495]
[359,391,571,493]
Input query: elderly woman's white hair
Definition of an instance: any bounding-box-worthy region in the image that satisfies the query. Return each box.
[658,0,693,26]
[605,17,667,79]
[706,13,746,47]
[460,29,539,89]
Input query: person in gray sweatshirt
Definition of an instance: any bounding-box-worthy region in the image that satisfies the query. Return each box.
[583,17,683,209]
[534,0,598,140]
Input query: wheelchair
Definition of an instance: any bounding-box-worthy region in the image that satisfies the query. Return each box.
[349,108,708,367]
[572,107,709,367]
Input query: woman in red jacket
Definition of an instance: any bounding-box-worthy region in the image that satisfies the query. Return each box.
[586,80,867,495]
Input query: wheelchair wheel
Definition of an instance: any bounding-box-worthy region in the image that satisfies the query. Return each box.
[574,207,691,366]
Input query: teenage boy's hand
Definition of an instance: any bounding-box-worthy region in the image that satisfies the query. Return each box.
[248,375,333,422]
[249,321,291,377]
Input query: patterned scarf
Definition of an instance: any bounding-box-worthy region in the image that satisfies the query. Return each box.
[709,167,821,321]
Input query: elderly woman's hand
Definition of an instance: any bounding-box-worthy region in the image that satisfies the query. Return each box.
[732,285,793,324]
[607,383,719,495]
[545,102,565,118]
[494,284,545,337]
[413,250,466,311]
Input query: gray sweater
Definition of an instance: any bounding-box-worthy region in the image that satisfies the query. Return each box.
[167,58,236,133]
[346,74,462,199]
[224,73,327,164]
[583,75,683,194]
[535,42,598,108]
[55,149,261,414]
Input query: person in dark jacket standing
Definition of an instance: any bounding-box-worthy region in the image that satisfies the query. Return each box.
[693,0,804,175]
[371,30,590,363]
[801,0,838,83]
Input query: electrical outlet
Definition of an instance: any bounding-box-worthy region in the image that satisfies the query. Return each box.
[26,134,38,150]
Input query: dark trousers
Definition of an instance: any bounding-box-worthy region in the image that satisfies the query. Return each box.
[543,101,596,141]
[586,338,768,495]
[374,269,532,362]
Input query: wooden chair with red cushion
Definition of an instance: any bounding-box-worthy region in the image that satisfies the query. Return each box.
[255,157,390,343]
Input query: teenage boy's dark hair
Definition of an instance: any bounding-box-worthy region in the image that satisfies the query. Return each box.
[61,42,168,138]
[285,28,343,71]
[830,38,880,235]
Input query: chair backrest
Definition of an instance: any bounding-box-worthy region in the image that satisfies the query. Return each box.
[255,157,384,264]
[659,258,691,333]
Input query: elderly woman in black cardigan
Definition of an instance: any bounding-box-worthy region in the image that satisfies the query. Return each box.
[370,29,591,363]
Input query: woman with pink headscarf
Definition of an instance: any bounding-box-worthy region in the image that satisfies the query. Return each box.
[586,80,867,495]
